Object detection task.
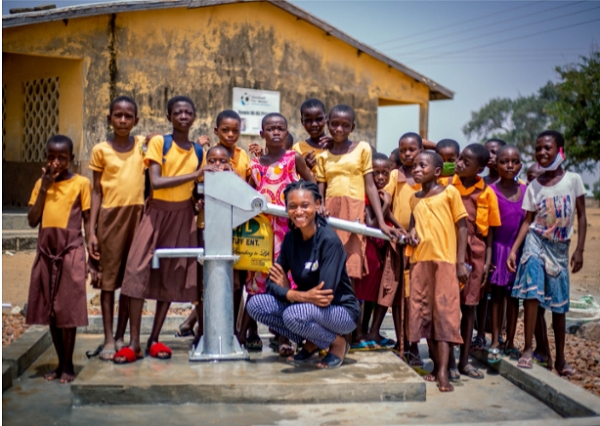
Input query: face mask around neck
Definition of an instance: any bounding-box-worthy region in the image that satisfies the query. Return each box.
[537,147,565,172]
[441,162,455,177]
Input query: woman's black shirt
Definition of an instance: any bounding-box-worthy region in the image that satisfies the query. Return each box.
[266,220,360,322]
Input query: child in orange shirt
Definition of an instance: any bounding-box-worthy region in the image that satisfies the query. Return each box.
[452,143,501,379]
[26,135,91,383]
[293,98,330,170]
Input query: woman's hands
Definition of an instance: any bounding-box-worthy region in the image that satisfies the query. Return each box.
[287,282,333,308]
[269,264,290,289]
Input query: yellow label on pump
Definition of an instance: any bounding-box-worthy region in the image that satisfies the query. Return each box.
[233,214,273,272]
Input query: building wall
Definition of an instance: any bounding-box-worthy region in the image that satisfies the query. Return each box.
[2,2,431,204]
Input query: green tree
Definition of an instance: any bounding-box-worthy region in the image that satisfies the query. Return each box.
[547,51,600,171]
[462,84,555,162]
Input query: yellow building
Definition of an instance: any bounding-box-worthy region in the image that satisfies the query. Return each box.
[2,0,453,207]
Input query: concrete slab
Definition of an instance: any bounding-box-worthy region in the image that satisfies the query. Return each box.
[2,230,38,251]
[2,213,30,230]
[473,350,600,418]
[2,334,566,425]
[1,325,51,379]
[78,314,188,334]
[71,337,425,406]
[2,362,13,392]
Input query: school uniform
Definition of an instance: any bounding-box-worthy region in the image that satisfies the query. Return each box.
[406,186,467,344]
[121,135,198,303]
[26,174,91,328]
[315,141,372,279]
[451,175,501,306]
[291,140,324,172]
[89,137,145,291]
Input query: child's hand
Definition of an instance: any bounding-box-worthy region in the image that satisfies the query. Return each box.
[380,223,402,242]
[457,262,469,285]
[195,164,219,180]
[197,135,211,148]
[268,264,290,288]
[317,204,329,218]
[194,198,204,214]
[571,249,584,273]
[40,164,59,191]
[481,262,492,288]
[248,142,263,157]
[318,135,334,150]
[88,259,102,289]
[88,234,100,261]
[304,150,317,170]
[507,252,518,273]
[407,228,419,247]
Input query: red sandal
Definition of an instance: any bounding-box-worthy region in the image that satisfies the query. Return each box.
[148,342,172,360]
[113,347,143,364]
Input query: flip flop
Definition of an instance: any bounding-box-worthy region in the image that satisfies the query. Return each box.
[448,368,461,382]
[556,364,576,377]
[517,356,533,369]
[113,347,143,364]
[288,347,319,364]
[350,340,380,351]
[278,344,295,357]
[147,342,172,360]
[503,348,520,360]
[532,352,548,367]
[460,364,485,379]
[404,352,424,368]
[99,347,116,362]
[470,336,486,353]
[245,336,263,352]
[85,344,103,359]
[174,325,194,338]
[317,342,349,370]
[487,348,501,364]
[376,338,396,348]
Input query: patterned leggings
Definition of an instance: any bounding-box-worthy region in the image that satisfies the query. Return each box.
[247,294,356,349]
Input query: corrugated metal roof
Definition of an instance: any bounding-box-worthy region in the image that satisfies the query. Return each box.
[2,0,454,100]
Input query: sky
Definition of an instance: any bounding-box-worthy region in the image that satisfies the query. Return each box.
[3,0,600,181]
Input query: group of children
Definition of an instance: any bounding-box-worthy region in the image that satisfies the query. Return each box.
[26,94,587,394]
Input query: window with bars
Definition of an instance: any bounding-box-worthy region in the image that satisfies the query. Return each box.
[22,77,59,162]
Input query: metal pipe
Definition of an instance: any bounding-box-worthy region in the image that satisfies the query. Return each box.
[152,248,205,269]
[263,203,391,241]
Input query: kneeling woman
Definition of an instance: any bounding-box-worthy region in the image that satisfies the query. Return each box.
[247,181,359,368]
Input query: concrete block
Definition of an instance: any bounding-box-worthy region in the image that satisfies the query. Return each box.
[2,213,30,230]
[2,362,13,392]
[71,338,425,406]
[78,315,188,334]
[2,325,51,379]
[2,231,38,251]
[473,350,600,418]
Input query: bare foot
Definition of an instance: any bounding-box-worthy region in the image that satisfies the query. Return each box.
[59,371,75,384]
[423,373,437,382]
[44,369,61,381]
[437,369,454,392]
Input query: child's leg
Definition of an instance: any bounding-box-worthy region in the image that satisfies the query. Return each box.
[425,339,438,381]
[504,295,519,350]
[46,319,64,381]
[458,305,483,377]
[520,298,539,363]
[362,301,375,335]
[534,307,551,366]
[490,286,503,349]
[365,304,387,342]
[100,290,116,358]
[391,305,404,352]
[148,300,170,350]
[114,293,130,350]
[436,341,453,392]
[126,297,144,357]
[59,327,77,383]
[475,294,489,344]
[552,312,573,375]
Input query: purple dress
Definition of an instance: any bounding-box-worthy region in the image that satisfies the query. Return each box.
[489,183,526,288]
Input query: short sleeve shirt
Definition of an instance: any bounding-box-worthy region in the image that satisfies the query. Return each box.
[145,135,199,202]
[89,136,146,208]
[451,175,501,237]
[200,145,250,180]
[292,140,325,172]
[29,174,91,229]
[523,171,585,241]
[315,141,373,201]
[407,186,468,264]
[384,168,421,230]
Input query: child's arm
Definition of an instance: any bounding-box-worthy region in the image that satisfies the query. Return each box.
[571,195,587,273]
[317,182,329,217]
[148,161,207,190]
[456,217,469,285]
[88,171,102,261]
[482,232,493,287]
[364,205,377,228]
[28,166,59,228]
[507,211,536,273]
[365,174,401,240]
[82,210,91,246]
[294,152,316,183]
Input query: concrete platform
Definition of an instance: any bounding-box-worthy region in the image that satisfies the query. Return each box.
[71,337,425,406]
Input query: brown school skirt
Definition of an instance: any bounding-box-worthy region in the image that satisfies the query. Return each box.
[461,233,486,306]
[26,228,88,328]
[377,242,403,308]
[121,199,198,303]
[95,204,143,291]
[407,261,462,345]
[326,196,367,280]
